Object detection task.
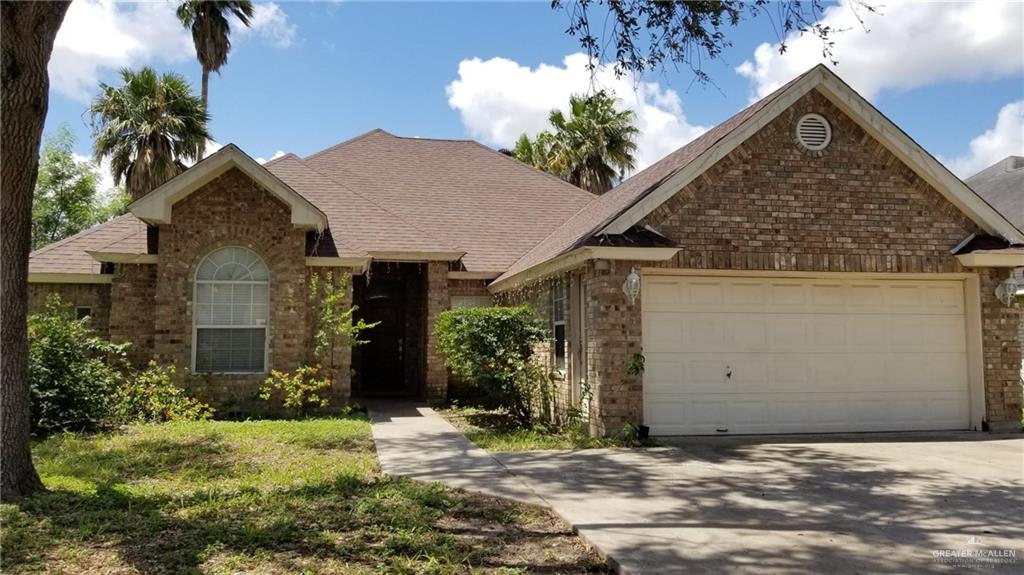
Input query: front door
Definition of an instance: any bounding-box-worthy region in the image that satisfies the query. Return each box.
[359,276,406,394]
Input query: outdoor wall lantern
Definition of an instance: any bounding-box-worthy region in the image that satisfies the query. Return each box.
[994,277,1020,307]
[622,267,641,305]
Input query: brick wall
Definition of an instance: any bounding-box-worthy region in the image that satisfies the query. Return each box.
[424,261,450,403]
[28,282,111,336]
[978,268,1023,432]
[109,263,157,366]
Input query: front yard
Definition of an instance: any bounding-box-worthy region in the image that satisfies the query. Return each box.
[0,415,608,574]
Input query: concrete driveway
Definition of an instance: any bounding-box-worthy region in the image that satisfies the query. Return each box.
[494,434,1024,574]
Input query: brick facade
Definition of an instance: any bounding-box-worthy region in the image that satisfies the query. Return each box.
[109,263,158,366]
[28,282,111,336]
[510,89,1023,434]
[424,262,450,403]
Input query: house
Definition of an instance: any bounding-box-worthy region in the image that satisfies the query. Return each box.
[29,65,1024,434]
[966,156,1024,378]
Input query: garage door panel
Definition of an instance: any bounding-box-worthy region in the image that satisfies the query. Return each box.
[642,275,970,435]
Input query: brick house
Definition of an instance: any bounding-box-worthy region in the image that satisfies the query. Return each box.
[30,65,1024,433]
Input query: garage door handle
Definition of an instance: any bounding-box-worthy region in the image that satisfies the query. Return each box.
[716,428,729,433]
[725,366,732,379]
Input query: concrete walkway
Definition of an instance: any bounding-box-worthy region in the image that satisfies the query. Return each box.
[367,404,543,505]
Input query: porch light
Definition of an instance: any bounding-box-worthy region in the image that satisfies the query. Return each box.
[622,267,641,305]
[995,277,1020,306]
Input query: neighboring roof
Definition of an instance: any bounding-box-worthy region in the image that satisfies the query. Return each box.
[29,214,147,276]
[301,129,595,272]
[966,156,1024,231]
[493,64,1024,287]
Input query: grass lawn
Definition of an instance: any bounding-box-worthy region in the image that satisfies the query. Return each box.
[0,415,608,574]
[441,407,648,452]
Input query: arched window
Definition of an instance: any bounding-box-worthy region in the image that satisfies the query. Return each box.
[193,246,269,373]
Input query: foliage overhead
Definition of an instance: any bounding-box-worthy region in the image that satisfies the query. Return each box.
[32,126,129,249]
[553,0,877,81]
[435,306,551,427]
[176,0,254,80]
[90,67,210,199]
[513,90,638,194]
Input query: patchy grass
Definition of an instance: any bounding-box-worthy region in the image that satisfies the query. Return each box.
[0,416,608,574]
[441,407,649,452]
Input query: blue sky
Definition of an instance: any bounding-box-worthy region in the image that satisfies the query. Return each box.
[45,1,1024,189]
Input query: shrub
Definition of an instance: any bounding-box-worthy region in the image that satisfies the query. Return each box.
[113,362,214,423]
[28,296,129,436]
[434,306,550,427]
[260,365,332,417]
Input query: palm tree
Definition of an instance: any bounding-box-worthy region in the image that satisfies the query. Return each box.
[176,0,253,156]
[547,91,639,195]
[90,67,210,200]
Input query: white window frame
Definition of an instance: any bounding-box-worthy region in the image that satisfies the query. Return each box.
[191,246,270,374]
[552,279,566,375]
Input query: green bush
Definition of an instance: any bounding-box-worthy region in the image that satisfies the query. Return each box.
[259,365,332,417]
[28,296,128,435]
[113,362,214,423]
[434,306,550,427]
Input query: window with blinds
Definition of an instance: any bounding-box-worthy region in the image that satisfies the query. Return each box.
[193,246,269,373]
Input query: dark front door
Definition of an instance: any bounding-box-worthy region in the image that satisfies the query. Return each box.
[359,276,406,394]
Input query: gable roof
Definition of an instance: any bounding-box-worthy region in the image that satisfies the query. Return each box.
[130,144,328,230]
[966,156,1024,231]
[301,129,595,272]
[492,64,1024,289]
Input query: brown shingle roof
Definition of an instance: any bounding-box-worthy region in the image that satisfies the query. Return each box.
[29,214,147,275]
[966,156,1024,232]
[302,129,595,272]
[31,130,594,275]
[493,72,810,284]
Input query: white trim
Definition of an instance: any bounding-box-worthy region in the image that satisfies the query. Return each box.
[601,65,1024,244]
[305,256,371,270]
[489,246,679,292]
[28,273,112,284]
[368,250,465,262]
[87,251,157,264]
[955,252,1024,268]
[963,275,986,430]
[641,268,977,280]
[129,144,327,230]
[448,271,500,280]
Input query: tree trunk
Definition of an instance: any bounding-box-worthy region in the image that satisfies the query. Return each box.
[198,66,210,158]
[1,0,70,500]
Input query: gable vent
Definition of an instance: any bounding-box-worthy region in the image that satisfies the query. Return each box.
[796,113,832,151]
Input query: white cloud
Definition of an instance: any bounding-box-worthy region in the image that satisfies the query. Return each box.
[255,150,287,164]
[50,1,297,102]
[737,1,1024,100]
[942,101,1024,178]
[446,53,708,172]
[51,0,193,102]
[239,3,297,48]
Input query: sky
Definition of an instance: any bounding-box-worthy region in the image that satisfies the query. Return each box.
[44,0,1024,197]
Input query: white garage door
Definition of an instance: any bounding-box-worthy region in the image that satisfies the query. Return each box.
[642,275,970,435]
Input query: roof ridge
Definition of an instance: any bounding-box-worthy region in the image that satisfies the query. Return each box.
[289,155,461,252]
[389,134,477,144]
[303,128,389,163]
[262,152,297,167]
[31,213,136,257]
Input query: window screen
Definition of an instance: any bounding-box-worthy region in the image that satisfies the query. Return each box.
[194,246,268,373]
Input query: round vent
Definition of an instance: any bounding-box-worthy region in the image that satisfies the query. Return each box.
[796,113,832,151]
